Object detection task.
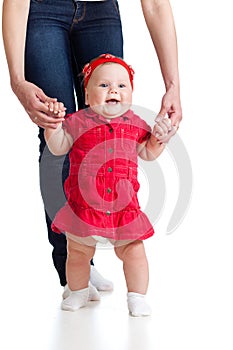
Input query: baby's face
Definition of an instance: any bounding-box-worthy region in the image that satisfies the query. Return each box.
[85,63,133,119]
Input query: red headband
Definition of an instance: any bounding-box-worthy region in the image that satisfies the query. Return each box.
[82,53,134,89]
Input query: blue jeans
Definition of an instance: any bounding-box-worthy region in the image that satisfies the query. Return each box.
[25,0,123,286]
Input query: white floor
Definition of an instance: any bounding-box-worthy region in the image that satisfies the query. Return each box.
[1,217,233,350]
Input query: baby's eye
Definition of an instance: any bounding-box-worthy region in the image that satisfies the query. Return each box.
[99,83,108,88]
[119,83,126,88]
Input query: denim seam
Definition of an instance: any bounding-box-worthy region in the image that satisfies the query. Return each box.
[71,1,86,30]
[111,0,121,17]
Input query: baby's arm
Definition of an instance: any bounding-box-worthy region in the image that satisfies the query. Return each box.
[44,101,73,156]
[138,116,172,161]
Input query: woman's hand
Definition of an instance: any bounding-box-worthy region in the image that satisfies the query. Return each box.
[13,80,66,129]
[155,85,181,143]
[158,85,182,127]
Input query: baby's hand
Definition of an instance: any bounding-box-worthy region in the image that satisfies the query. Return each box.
[45,101,67,118]
[153,115,177,144]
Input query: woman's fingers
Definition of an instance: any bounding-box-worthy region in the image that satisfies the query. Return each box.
[32,110,65,128]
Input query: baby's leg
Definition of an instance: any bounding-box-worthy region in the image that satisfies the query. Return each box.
[66,236,96,291]
[62,236,96,311]
[115,240,151,316]
[115,240,148,294]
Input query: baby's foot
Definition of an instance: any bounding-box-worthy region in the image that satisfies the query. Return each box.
[90,266,113,291]
[89,282,101,301]
[61,287,89,312]
[127,292,151,317]
[63,282,100,301]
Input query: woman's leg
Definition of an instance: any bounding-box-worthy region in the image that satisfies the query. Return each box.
[25,0,76,286]
[70,0,124,109]
[115,240,151,316]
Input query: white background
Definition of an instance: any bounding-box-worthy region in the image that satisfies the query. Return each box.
[0,0,233,349]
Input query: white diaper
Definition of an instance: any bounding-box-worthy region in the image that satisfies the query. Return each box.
[91,235,110,244]
[66,232,132,248]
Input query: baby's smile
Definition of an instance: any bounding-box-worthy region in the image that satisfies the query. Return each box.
[106,98,120,104]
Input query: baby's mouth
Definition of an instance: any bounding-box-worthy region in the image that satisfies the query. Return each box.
[106,99,120,105]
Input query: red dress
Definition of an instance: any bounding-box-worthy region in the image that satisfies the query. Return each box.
[52,108,154,241]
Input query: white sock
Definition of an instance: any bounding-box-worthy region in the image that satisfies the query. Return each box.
[61,287,89,312]
[127,292,151,317]
[62,284,70,300]
[89,282,101,301]
[63,282,100,301]
[90,266,113,291]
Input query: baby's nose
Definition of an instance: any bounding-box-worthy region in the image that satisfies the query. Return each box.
[109,85,118,93]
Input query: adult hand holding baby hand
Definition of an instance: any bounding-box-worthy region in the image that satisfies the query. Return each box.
[45,101,67,119]
[153,114,178,144]
[13,80,66,129]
